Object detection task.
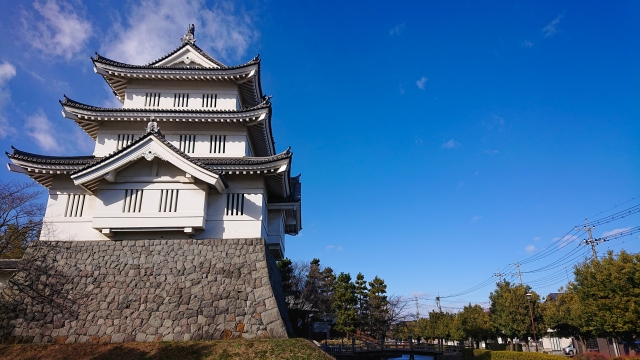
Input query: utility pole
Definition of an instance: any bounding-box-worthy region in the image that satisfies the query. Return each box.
[494,269,505,284]
[414,296,420,319]
[435,295,442,312]
[511,260,523,286]
[576,218,599,260]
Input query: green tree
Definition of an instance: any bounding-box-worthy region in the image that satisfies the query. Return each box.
[541,288,589,339]
[332,272,358,336]
[572,250,640,352]
[489,281,543,350]
[0,181,44,259]
[367,276,389,341]
[277,258,293,294]
[355,272,369,333]
[422,310,458,347]
[303,259,335,318]
[458,304,491,348]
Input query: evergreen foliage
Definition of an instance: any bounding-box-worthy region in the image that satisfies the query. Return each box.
[331,272,358,336]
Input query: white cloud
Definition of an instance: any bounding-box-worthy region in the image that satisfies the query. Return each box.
[471,215,482,223]
[534,237,541,242]
[399,84,405,94]
[416,76,428,90]
[24,111,60,152]
[525,245,536,254]
[483,149,499,154]
[553,234,578,248]
[390,23,405,36]
[522,40,534,48]
[22,0,93,60]
[602,228,630,238]
[0,62,16,84]
[102,0,259,65]
[0,62,17,138]
[542,14,563,38]
[442,139,461,149]
[325,244,343,251]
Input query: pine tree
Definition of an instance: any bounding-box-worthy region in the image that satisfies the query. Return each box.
[355,272,369,333]
[277,258,293,294]
[368,276,389,341]
[332,272,358,336]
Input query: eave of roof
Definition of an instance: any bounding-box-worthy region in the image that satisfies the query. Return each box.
[92,52,262,105]
[60,96,276,157]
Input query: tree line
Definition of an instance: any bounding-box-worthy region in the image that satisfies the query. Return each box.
[277,258,408,341]
[396,250,639,353]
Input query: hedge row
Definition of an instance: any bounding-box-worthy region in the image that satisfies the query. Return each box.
[464,349,563,360]
[463,349,640,360]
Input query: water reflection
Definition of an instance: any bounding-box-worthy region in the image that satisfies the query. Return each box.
[386,355,434,360]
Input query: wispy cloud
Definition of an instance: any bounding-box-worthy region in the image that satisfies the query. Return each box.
[24,111,60,152]
[602,228,630,238]
[521,40,534,48]
[534,237,541,242]
[553,234,578,248]
[22,0,93,60]
[442,139,461,149]
[0,62,17,138]
[483,149,499,155]
[102,0,259,65]
[481,115,505,130]
[471,215,482,223]
[399,84,405,94]
[416,76,428,90]
[525,245,536,254]
[542,14,563,38]
[414,136,423,145]
[325,244,343,251]
[389,23,405,36]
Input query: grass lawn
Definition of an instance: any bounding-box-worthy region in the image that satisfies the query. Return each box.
[0,338,335,360]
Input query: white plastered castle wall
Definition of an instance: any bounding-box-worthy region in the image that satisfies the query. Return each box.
[124,80,240,110]
[38,162,286,244]
[93,122,252,158]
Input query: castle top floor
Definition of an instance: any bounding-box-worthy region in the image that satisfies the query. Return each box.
[92,25,264,110]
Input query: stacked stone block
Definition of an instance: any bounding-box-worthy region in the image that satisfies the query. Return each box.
[0,238,293,344]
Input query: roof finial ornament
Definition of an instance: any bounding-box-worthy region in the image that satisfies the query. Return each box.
[181,24,196,44]
[146,118,159,133]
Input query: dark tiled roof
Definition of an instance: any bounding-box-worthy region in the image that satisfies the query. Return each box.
[146,42,227,68]
[272,174,302,203]
[546,293,562,302]
[70,130,228,188]
[0,259,21,270]
[196,150,291,166]
[92,51,260,71]
[7,147,96,165]
[60,95,271,114]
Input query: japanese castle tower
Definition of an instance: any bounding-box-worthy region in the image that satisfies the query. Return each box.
[1,26,297,342]
[7,25,301,260]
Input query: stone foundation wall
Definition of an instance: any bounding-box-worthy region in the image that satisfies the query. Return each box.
[0,238,293,344]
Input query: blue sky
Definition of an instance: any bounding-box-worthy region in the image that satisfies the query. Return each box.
[0,0,638,314]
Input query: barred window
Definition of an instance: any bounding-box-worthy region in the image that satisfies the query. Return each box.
[226,193,245,216]
[210,135,226,153]
[117,134,136,150]
[174,93,189,107]
[122,189,143,213]
[179,135,196,153]
[144,92,161,107]
[202,93,217,108]
[64,194,85,217]
[159,189,179,212]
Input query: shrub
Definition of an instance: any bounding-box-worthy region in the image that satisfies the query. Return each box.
[575,353,611,360]
[473,349,492,360]
[483,350,561,360]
